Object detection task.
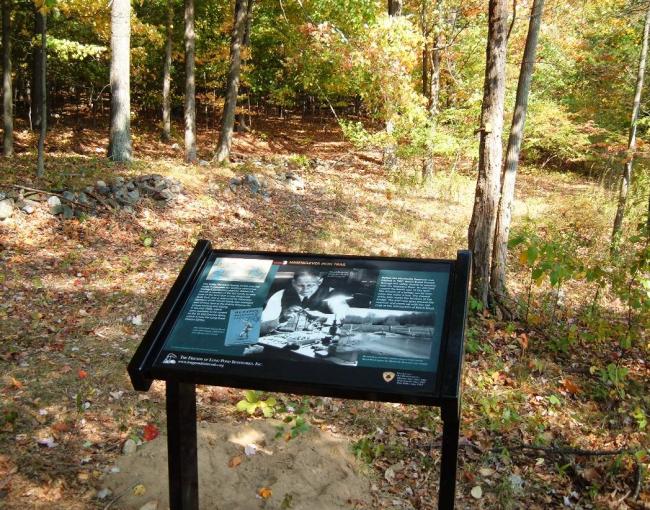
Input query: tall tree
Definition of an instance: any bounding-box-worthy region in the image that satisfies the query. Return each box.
[108,0,132,161]
[214,0,249,163]
[611,3,650,245]
[235,0,253,132]
[490,0,545,298]
[388,0,402,16]
[2,0,13,157]
[467,0,508,306]
[31,9,44,131]
[36,10,45,177]
[161,0,173,142]
[184,0,196,163]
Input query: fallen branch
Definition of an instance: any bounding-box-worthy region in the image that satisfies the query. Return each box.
[9,184,94,211]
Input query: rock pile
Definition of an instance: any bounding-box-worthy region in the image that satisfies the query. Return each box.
[0,174,184,220]
[228,173,270,199]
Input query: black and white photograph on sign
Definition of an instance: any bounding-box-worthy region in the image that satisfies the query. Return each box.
[245,266,435,366]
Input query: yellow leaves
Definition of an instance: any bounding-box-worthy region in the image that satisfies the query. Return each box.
[132,484,146,496]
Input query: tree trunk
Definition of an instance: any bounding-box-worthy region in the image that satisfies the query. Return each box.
[215,0,248,163]
[2,0,13,157]
[612,3,650,245]
[31,9,44,131]
[184,0,197,163]
[161,0,173,142]
[467,0,509,306]
[490,0,544,298]
[235,0,253,132]
[108,0,132,161]
[36,13,46,177]
[429,44,441,115]
[388,0,402,16]
[422,43,428,96]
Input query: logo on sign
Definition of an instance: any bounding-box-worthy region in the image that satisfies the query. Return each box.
[382,371,395,383]
[162,353,178,365]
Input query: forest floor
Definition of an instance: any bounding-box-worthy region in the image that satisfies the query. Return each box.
[0,115,648,510]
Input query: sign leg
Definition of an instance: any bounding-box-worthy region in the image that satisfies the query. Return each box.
[166,381,199,510]
[438,400,460,510]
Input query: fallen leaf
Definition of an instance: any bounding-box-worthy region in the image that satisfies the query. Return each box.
[470,485,483,499]
[258,487,272,500]
[228,455,242,468]
[133,484,146,496]
[143,423,159,442]
[562,378,581,395]
[52,421,71,433]
[78,369,88,379]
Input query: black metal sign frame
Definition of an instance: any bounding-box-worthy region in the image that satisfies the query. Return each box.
[128,240,471,510]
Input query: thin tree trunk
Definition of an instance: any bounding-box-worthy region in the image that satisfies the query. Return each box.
[422,44,429,96]
[108,0,132,161]
[2,0,13,157]
[31,9,44,131]
[429,44,441,115]
[468,0,509,306]
[612,3,650,245]
[36,13,46,177]
[161,0,173,142]
[215,0,248,163]
[388,0,402,16]
[490,0,544,298]
[235,0,253,132]
[184,0,197,163]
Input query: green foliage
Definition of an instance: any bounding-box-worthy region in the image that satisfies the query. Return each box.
[598,363,629,399]
[235,390,277,417]
[523,100,594,164]
[352,435,385,463]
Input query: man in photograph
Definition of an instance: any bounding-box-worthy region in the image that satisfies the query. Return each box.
[260,269,344,335]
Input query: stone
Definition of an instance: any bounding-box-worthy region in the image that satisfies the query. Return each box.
[126,189,140,203]
[84,186,94,194]
[62,190,76,202]
[21,204,35,215]
[47,196,62,215]
[153,180,168,191]
[0,199,13,220]
[139,501,159,510]
[199,159,209,166]
[122,205,134,214]
[122,439,137,455]
[62,205,74,219]
[171,143,180,150]
[158,189,174,201]
[77,192,91,205]
[126,181,136,191]
[169,184,182,194]
[96,180,110,195]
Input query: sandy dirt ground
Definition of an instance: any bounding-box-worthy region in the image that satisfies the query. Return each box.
[104,418,371,510]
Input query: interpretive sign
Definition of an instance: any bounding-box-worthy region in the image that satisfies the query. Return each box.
[128,240,471,510]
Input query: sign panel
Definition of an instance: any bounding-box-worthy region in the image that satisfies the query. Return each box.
[153,252,452,396]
